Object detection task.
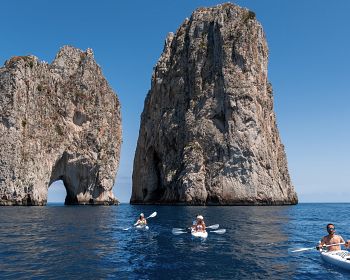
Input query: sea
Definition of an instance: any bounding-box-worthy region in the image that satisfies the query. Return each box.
[1,203,350,279]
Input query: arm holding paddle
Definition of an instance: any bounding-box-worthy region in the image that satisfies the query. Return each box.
[317,237,346,251]
[293,223,349,253]
[292,242,346,253]
[317,236,344,250]
[317,224,347,251]
[124,212,157,231]
[134,213,147,226]
[134,218,145,226]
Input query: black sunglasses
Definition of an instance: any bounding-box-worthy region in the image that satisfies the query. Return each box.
[327,227,335,231]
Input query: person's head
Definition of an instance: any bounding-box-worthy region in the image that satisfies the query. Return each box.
[326,223,336,234]
[140,213,144,218]
[196,215,204,222]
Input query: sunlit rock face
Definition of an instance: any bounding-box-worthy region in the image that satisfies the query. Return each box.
[0,46,122,205]
[131,3,298,205]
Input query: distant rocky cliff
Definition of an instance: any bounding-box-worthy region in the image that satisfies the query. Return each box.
[0,46,122,205]
[131,3,298,205]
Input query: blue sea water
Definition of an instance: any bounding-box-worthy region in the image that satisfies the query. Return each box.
[1,203,350,279]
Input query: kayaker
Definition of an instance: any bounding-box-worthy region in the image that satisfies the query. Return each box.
[192,213,200,226]
[134,213,147,226]
[192,215,206,232]
[317,223,346,251]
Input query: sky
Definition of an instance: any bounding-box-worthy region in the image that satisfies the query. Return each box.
[1,1,349,203]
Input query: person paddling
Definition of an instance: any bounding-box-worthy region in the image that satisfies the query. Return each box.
[191,215,206,233]
[317,223,348,251]
[192,213,200,227]
[134,213,147,226]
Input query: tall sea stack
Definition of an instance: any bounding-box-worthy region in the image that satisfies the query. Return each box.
[0,46,122,205]
[131,3,298,205]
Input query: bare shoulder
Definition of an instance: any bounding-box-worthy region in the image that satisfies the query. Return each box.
[336,234,345,241]
[321,235,328,241]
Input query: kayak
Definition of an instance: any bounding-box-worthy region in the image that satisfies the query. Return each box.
[320,250,350,270]
[191,229,208,239]
[135,224,149,231]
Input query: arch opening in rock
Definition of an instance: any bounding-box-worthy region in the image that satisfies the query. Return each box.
[47,180,67,205]
[0,46,121,206]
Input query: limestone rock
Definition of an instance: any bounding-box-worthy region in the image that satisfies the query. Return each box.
[0,46,122,205]
[131,3,298,205]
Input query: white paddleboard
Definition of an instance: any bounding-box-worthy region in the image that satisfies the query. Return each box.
[135,224,149,231]
[320,250,350,270]
[191,229,208,238]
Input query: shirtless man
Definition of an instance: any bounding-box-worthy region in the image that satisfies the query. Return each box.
[318,223,347,251]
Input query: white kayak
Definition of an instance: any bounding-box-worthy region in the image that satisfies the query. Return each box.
[191,229,208,239]
[135,224,149,231]
[320,250,350,270]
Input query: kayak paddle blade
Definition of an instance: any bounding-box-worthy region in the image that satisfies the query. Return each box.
[210,229,226,234]
[290,247,315,253]
[172,229,187,235]
[147,212,157,219]
[207,224,220,230]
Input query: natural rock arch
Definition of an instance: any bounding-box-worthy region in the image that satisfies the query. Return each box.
[47,180,66,203]
[0,46,122,205]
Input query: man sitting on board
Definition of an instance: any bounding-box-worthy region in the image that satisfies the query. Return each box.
[317,223,348,251]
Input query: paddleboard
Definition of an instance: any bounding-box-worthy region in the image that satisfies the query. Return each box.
[320,250,350,270]
[191,229,208,238]
[135,224,149,231]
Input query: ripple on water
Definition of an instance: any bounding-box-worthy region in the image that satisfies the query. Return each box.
[1,204,350,279]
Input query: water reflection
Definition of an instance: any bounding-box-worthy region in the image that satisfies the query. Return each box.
[3,204,350,279]
[285,204,350,279]
[129,205,295,279]
[0,206,123,279]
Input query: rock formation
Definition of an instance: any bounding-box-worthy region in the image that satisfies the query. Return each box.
[131,3,298,205]
[0,46,122,205]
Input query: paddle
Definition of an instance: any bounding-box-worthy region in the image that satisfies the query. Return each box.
[171,228,226,235]
[291,242,345,253]
[172,224,220,232]
[210,229,226,234]
[204,224,220,230]
[123,211,157,230]
[172,229,187,235]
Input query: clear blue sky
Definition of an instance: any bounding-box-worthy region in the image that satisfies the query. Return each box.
[1,1,349,203]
